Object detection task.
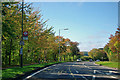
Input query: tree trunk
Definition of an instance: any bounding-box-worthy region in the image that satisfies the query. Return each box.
[54,54,57,61]
[64,55,65,61]
[44,48,46,63]
[5,41,7,65]
[9,39,12,65]
[73,55,74,61]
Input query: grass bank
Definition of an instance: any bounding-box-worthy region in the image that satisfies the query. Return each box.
[2,61,65,79]
[95,61,118,69]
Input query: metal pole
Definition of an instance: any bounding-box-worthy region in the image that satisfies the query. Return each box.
[20,0,24,68]
[118,1,120,72]
[59,29,61,61]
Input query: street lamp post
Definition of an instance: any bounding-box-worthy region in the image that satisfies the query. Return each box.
[59,28,68,61]
[20,0,24,68]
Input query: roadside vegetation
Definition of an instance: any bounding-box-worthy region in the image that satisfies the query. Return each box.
[104,29,120,62]
[2,2,80,79]
[2,2,80,67]
[1,1,120,80]
[88,27,120,62]
[95,61,118,68]
[88,48,108,61]
[88,26,120,69]
[2,61,65,79]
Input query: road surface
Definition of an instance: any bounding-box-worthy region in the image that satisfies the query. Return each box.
[24,62,120,80]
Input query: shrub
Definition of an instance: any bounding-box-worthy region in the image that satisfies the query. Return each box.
[81,56,91,61]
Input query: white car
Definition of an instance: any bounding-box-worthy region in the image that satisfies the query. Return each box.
[77,59,82,62]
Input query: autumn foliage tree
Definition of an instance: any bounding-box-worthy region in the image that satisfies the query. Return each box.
[2,2,80,67]
[88,48,108,61]
[104,27,120,62]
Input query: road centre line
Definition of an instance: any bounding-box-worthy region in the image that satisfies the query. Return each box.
[73,63,88,80]
[82,63,91,69]
[69,66,75,78]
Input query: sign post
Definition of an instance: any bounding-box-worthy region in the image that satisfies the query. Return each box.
[20,47,23,55]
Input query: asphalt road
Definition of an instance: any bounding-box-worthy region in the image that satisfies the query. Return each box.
[24,62,120,80]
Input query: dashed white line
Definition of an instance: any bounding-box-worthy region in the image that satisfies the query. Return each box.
[94,70,96,74]
[81,75,88,80]
[92,70,96,80]
[76,71,79,73]
[82,62,119,80]
[92,75,95,80]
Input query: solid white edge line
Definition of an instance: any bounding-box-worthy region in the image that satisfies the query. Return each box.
[23,65,54,80]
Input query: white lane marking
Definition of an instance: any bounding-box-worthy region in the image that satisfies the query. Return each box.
[82,63,92,69]
[81,76,88,80]
[106,73,111,75]
[109,71,113,73]
[109,70,119,74]
[74,63,88,80]
[83,62,119,79]
[110,76,117,78]
[23,65,53,80]
[94,70,96,74]
[94,70,118,79]
[96,70,102,74]
[92,75,95,80]
[92,70,96,80]
[76,71,79,73]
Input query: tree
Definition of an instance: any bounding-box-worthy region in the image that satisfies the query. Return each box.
[70,42,80,61]
[88,48,108,61]
[103,27,120,62]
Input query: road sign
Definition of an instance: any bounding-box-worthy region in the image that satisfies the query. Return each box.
[23,36,28,40]
[20,41,24,45]
[20,47,23,55]
[23,31,28,37]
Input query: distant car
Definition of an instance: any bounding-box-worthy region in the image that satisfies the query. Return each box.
[96,59,100,62]
[89,59,93,62]
[77,58,82,62]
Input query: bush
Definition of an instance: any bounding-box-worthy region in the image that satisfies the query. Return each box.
[81,56,91,61]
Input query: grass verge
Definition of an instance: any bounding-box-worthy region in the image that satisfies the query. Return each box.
[95,61,118,69]
[2,61,65,80]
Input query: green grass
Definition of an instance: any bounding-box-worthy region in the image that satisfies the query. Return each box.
[95,61,118,68]
[2,61,65,79]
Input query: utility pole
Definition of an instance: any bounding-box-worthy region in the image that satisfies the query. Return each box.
[20,0,24,68]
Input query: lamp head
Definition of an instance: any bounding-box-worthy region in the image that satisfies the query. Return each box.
[64,28,69,30]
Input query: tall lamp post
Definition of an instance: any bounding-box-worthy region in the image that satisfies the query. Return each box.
[20,0,24,68]
[59,28,68,61]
